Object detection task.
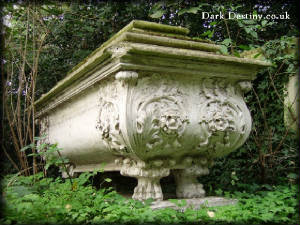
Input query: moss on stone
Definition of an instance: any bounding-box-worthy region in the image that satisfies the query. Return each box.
[125,32,220,52]
[131,20,189,35]
[35,20,271,111]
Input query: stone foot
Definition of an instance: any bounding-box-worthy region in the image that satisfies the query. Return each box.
[173,164,209,198]
[133,177,164,200]
[116,158,170,201]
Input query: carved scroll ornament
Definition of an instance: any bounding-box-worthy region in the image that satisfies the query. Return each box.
[197,79,251,157]
[96,80,128,155]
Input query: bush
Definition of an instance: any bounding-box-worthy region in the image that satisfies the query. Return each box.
[1,172,299,224]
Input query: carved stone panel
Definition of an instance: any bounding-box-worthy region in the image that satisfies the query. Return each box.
[121,73,252,163]
[196,79,252,158]
[96,80,128,155]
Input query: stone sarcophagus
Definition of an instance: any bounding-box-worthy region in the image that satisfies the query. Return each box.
[35,20,270,201]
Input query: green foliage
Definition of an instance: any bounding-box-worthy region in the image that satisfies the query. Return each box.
[1,173,299,224]
[20,136,70,173]
[35,1,152,96]
[1,4,299,225]
[209,184,299,224]
[2,1,299,184]
[243,36,299,183]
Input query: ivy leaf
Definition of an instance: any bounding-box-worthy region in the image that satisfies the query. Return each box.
[104,178,112,183]
[238,45,251,50]
[243,20,256,25]
[178,7,200,16]
[261,20,268,27]
[219,45,228,55]
[222,38,232,46]
[84,26,95,32]
[286,63,295,73]
[149,10,165,18]
[250,30,258,39]
[208,31,214,38]
[244,27,251,34]
[201,30,212,37]
[237,20,244,27]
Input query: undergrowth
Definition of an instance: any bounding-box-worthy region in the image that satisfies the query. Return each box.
[1,172,299,225]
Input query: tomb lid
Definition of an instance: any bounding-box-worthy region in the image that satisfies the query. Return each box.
[35,20,271,114]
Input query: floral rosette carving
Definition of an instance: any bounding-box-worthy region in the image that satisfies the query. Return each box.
[135,96,188,151]
[197,79,251,157]
[97,98,127,154]
[160,113,184,135]
[205,101,237,133]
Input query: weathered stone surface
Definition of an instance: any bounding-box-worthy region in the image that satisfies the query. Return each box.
[284,38,299,135]
[150,197,238,211]
[284,74,299,135]
[173,166,208,199]
[35,20,271,201]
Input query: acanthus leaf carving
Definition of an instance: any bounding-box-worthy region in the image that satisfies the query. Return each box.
[97,74,252,164]
[96,81,128,155]
[134,85,188,152]
[197,78,251,157]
